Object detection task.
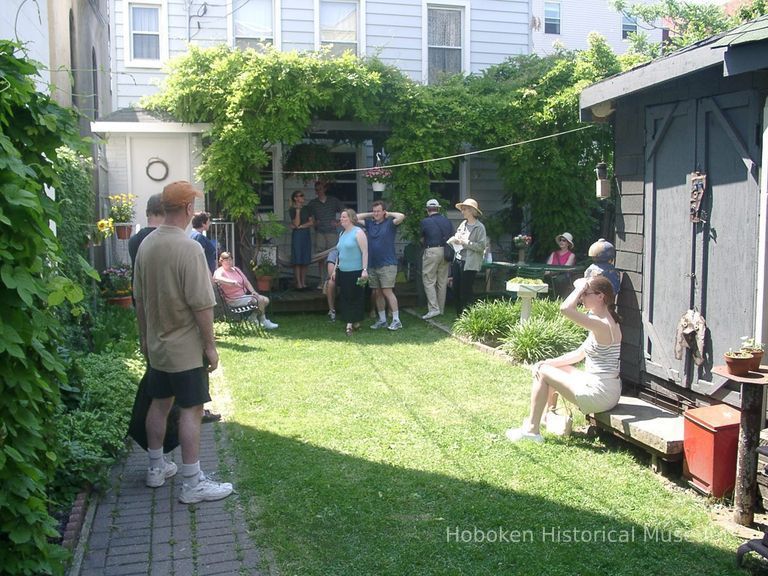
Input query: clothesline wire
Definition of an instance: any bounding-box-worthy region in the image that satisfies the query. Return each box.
[290,125,597,176]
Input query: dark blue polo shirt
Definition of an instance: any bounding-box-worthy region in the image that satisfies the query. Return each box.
[420,213,453,247]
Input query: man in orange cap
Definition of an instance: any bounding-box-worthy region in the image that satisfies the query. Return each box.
[134,180,233,504]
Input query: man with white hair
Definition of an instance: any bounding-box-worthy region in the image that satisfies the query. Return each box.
[419,199,453,319]
[134,180,233,504]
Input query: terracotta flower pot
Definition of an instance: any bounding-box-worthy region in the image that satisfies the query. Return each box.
[256,276,273,292]
[106,295,133,308]
[724,353,753,377]
[115,224,132,240]
[744,349,764,372]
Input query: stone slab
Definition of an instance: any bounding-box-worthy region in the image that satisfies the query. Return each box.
[589,395,684,457]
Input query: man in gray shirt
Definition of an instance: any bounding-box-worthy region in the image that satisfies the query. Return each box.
[307,180,343,285]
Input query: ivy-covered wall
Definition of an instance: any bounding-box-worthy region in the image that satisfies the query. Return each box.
[0,41,89,575]
[146,36,617,258]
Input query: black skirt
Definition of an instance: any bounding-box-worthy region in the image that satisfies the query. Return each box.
[336,269,365,323]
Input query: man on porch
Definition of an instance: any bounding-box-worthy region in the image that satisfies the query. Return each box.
[308,180,344,288]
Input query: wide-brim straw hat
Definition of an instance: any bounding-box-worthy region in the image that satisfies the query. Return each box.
[455,198,482,215]
[555,232,574,246]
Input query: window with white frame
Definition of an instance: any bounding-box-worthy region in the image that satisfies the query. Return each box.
[622,15,637,39]
[234,0,273,49]
[428,6,462,85]
[544,2,560,35]
[320,0,358,56]
[129,3,161,61]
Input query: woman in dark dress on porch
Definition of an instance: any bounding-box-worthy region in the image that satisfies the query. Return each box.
[289,190,314,290]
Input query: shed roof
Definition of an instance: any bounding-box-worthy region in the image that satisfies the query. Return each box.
[580,15,768,121]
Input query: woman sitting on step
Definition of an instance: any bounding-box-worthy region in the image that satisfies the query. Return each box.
[506,275,621,443]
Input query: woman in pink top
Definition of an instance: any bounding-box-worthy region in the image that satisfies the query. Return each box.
[546,232,576,298]
[213,252,278,330]
[547,232,575,266]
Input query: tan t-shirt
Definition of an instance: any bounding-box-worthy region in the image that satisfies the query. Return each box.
[134,225,216,372]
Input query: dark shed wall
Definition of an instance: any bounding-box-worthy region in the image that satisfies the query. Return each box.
[612,64,768,405]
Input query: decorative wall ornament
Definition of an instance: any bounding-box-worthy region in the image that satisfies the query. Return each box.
[146,157,169,181]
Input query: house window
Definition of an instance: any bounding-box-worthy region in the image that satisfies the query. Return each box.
[428,6,462,85]
[430,161,461,207]
[234,0,273,49]
[544,2,560,35]
[254,157,275,213]
[328,150,358,209]
[622,15,637,39]
[320,0,358,56]
[130,4,160,60]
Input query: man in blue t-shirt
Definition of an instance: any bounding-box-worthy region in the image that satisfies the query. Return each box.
[358,201,406,330]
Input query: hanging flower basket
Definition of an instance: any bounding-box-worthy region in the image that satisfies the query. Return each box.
[365,166,391,192]
[108,193,137,222]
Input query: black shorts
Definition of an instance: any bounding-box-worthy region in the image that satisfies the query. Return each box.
[147,364,211,408]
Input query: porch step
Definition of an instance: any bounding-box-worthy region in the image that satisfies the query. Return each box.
[587,395,685,473]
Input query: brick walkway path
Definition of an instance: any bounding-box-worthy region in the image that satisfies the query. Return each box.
[74,422,263,576]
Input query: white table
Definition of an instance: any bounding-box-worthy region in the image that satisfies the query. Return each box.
[505,281,548,321]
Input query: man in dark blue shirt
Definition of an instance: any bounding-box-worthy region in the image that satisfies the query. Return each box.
[420,199,453,319]
[358,201,406,330]
[190,211,217,274]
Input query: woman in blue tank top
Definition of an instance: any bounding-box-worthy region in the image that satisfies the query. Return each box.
[506,275,622,443]
[331,209,369,336]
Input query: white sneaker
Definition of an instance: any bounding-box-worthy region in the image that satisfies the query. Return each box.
[422,311,440,320]
[179,477,234,504]
[146,460,178,488]
[505,428,544,444]
[328,309,336,322]
[388,319,403,331]
[261,318,279,330]
[370,319,388,330]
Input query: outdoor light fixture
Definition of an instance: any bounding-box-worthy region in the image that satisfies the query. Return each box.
[595,161,610,199]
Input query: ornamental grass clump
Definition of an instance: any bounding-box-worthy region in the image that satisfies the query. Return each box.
[453,298,520,346]
[501,314,587,364]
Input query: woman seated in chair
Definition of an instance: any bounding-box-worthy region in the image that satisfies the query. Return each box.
[213,252,278,330]
[506,275,621,443]
[545,232,576,298]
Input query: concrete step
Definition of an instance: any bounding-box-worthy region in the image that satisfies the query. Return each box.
[588,395,685,472]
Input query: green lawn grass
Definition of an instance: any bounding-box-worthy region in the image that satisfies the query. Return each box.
[215,313,758,576]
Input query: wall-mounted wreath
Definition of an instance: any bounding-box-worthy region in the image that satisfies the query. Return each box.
[146,157,169,181]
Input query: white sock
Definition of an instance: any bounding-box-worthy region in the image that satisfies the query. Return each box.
[392,311,400,322]
[378,310,386,322]
[148,448,163,469]
[182,462,201,487]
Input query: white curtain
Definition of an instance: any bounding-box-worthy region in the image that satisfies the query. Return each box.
[131,6,160,59]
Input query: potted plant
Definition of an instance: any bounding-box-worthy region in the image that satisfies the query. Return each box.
[513,234,532,264]
[365,166,391,192]
[108,193,137,239]
[724,348,753,377]
[100,263,133,307]
[250,254,278,292]
[740,337,764,372]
